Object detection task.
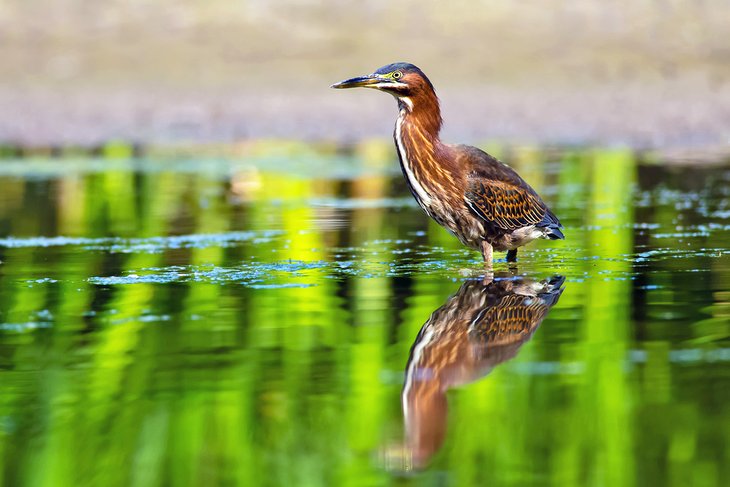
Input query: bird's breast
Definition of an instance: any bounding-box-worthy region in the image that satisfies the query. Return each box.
[394,112,486,248]
[394,114,435,209]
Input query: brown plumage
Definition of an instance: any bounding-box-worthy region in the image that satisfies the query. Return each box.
[332,62,564,265]
[402,274,565,468]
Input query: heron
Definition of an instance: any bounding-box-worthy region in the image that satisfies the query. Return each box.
[332,62,564,265]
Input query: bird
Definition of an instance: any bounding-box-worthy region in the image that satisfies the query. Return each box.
[332,63,564,265]
[401,274,565,468]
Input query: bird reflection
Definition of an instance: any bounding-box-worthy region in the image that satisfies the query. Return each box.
[401,274,565,469]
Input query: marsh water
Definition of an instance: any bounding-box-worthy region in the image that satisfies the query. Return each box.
[0,144,729,487]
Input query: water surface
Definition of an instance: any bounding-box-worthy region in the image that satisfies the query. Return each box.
[0,145,729,486]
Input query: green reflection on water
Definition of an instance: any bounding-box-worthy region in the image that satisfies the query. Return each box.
[0,145,729,486]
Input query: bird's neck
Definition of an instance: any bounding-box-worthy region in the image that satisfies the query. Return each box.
[394,93,455,207]
[397,93,443,143]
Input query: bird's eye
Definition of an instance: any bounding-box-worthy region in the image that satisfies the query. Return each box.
[392,71,403,80]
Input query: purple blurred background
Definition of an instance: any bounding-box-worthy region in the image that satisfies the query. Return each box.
[2,0,729,148]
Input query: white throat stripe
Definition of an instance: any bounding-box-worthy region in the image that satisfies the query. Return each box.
[395,111,432,206]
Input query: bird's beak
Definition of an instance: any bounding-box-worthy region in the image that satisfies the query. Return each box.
[331,74,392,89]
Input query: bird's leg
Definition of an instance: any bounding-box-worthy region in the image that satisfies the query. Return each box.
[482,272,493,285]
[480,241,494,283]
[506,249,518,262]
[480,241,493,267]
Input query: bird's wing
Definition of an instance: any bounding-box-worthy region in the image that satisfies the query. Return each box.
[465,178,548,230]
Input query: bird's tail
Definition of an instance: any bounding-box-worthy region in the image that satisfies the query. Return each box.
[539,275,566,306]
[544,226,564,240]
[539,209,564,240]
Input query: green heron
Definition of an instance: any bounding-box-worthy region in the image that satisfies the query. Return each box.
[401,274,565,468]
[332,63,564,265]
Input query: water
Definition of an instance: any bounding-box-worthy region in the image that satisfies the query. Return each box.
[0,145,729,486]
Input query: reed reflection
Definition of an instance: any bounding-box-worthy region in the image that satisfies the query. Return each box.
[402,273,565,468]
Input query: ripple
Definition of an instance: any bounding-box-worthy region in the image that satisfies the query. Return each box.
[88,261,334,287]
[83,245,674,288]
[0,231,283,252]
[309,196,416,209]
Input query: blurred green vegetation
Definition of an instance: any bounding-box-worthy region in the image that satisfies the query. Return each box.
[0,143,728,486]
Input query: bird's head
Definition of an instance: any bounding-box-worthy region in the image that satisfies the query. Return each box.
[331,62,435,110]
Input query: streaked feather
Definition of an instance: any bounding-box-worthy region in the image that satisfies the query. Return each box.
[465,179,548,230]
